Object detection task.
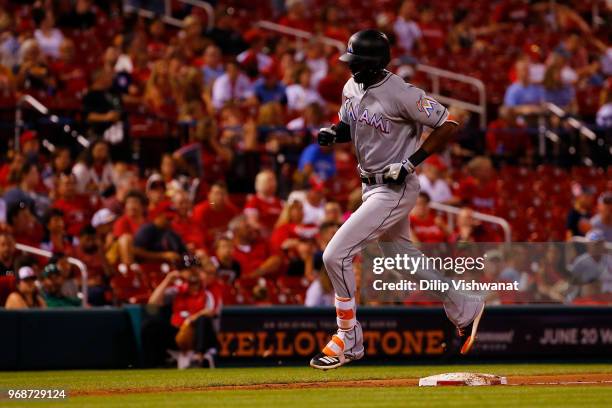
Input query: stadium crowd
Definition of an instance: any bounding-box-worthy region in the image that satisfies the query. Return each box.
[0,0,610,316]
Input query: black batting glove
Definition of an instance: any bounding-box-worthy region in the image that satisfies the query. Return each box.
[317,125,336,146]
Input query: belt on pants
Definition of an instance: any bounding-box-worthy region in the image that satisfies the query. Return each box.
[360,173,385,185]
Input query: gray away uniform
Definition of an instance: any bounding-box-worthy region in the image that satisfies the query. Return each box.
[323,71,481,329]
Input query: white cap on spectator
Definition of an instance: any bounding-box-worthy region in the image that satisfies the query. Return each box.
[18,266,36,280]
[91,208,117,228]
[146,173,165,191]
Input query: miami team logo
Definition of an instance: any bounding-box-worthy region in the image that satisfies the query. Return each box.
[344,98,391,133]
[416,97,437,117]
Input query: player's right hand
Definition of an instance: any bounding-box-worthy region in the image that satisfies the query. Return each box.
[317,125,336,146]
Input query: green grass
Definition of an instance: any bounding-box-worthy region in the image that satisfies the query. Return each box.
[1,365,611,407]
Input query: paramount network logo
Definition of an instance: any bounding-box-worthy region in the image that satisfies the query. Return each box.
[344,98,391,133]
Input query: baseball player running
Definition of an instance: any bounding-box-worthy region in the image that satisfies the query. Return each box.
[310,30,485,370]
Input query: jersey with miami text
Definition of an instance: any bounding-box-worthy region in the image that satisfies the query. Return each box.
[339,71,449,173]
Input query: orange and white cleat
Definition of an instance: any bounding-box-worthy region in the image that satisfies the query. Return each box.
[310,325,364,370]
[457,301,485,355]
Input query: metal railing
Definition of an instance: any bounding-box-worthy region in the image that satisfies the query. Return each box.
[537,103,602,163]
[255,20,346,52]
[123,0,214,30]
[14,243,89,307]
[15,95,89,152]
[429,201,512,243]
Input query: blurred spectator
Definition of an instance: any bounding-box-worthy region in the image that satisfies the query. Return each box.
[320,5,350,43]
[286,65,325,113]
[19,130,43,165]
[112,190,146,265]
[322,202,343,224]
[211,236,241,284]
[503,59,544,115]
[485,106,531,160]
[5,266,46,309]
[0,151,25,190]
[313,221,339,269]
[590,192,612,242]
[211,61,253,110]
[3,161,50,219]
[6,201,44,247]
[271,200,306,250]
[171,189,205,253]
[206,8,247,56]
[146,174,171,218]
[0,13,19,70]
[83,68,122,139]
[287,101,324,138]
[229,215,281,278]
[72,140,115,194]
[596,83,612,128]
[146,257,220,368]
[144,60,176,116]
[40,263,81,307]
[0,232,15,276]
[534,244,568,303]
[91,208,117,272]
[16,39,55,93]
[271,200,317,278]
[454,156,497,213]
[418,155,452,203]
[41,208,72,254]
[303,41,328,88]
[542,54,576,112]
[52,173,95,237]
[180,15,209,61]
[200,44,224,88]
[409,193,447,243]
[74,226,110,305]
[418,6,446,53]
[253,67,287,105]
[448,207,495,243]
[566,185,594,239]
[244,170,283,235]
[57,0,97,29]
[279,0,313,32]
[33,9,64,59]
[297,142,336,182]
[193,182,240,249]
[159,154,183,196]
[0,61,15,92]
[306,221,339,306]
[305,266,334,307]
[287,182,326,226]
[133,205,186,264]
[237,29,273,76]
[393,0,422,54]
[41,147,72,191]
[101,171,138,215]
[568,230,611,299]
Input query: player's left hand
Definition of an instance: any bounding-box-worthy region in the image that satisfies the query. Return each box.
[382,160,415,185]
[317,125,336,146]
